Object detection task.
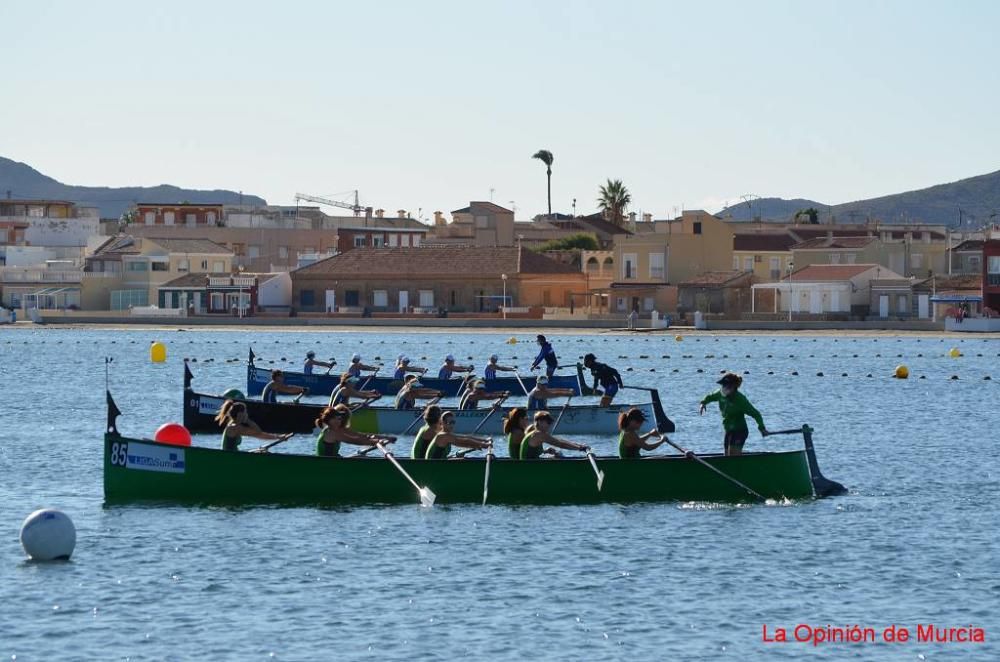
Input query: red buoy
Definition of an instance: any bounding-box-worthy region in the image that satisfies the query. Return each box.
[154,423,192,446]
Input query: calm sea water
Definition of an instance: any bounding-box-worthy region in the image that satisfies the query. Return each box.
[0,327,997,661]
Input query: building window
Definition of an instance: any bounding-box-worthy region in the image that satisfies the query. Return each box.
[419,290,434,307]
[743,256,753,272]
[185,213,196,225]
[897,294,908,314]
[176,260,189,273]
[300,290,315,307]
[733,255,740,270]
[144,211,155,225]
[248,245,261,259]
[207,212,216,225]
[373,290,388,307]
[28,206,45,218]
[412,235,421,247]
[345,290,360,307]
[649,253,665,280]
[623,253,637,280]
[302,246,315,255]
[475,215,489,229]
[846,254,856,264]
[200,260,208,270]
[389,234,398,247]
[616,297,626,312]
[829,253,841,264]
[152,262,168,271]
[693,222,702,235]
[968,255,981,272]
[354,236,366,248]
[278,246,289,259]
[164,212,175,225]
[126,261,148,272]
[372,236,385,248]
[643,297,654,311]
[910,253,923,270]
[212,261,225,273]
[231,243,245,256]
[210,293,224,311]
[769,257,780,280]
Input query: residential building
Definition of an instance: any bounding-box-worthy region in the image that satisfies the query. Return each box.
[0,199,100,255]
[984,237,1000,313]
[134,203,224,227]
[789,227,948,278]
[751,264,905,317]
[731,232,797,282]
[83,236,233,310]
[290,246,585,313]
[949,239,983,275]
[429,202,515,247]
[156,272,292,315]
[515,213,631,249]
[677,271,753,318]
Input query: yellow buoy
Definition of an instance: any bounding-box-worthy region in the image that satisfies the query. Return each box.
[507,337,518,345]
[948,348,962,358]
[894,365,909,379]
[674,335,683,342]
[150,341,167,363]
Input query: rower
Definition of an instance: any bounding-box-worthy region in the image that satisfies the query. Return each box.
[484,354,516,381]
[518,411,588,459]
[503,407,530,459]
[699,372,769,456]
[329,373,381,407]
[617,407,666,458]
[410,404,443,459]
[215,400,290,451]
[583,353,624,407]
[438,354,474,380]
[424,411,491,459]
[530,334,559,378]
[526,375,574,410]
[458,380,509,410]
[261,369,308,404]
[394,355,427,381]
[315,404,395,457]
[347,353,380,378]
[395,374,444,410]
[303,351,335,375]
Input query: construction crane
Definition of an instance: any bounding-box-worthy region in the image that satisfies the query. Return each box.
[294,191,372,218]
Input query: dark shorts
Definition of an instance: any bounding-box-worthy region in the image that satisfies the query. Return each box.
[724,429,749,451]
[602,382,619,398]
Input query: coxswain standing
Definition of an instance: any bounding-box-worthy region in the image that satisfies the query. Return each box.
[699,372,769,456]
[583,353,624,407]
[530,334,559,378]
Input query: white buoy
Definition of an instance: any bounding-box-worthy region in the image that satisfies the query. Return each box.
[20,509,76,561]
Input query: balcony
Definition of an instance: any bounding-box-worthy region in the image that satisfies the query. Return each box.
[0,267,83,284]
[988,273,1000,287]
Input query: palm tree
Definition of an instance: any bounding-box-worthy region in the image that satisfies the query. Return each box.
[598,179,631,226]
[532,150,554,217]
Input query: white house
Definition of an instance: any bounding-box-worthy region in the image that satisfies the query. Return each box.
[751,264,906,315]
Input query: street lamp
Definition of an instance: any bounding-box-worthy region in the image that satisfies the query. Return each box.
[238,264,245,319]
[786,261,795,323]
[501,273,507,319]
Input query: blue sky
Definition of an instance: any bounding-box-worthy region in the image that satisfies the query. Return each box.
[2,0,998,220]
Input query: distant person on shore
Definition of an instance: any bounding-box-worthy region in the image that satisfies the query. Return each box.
[699,373,768,456]
[347,353,380,378]
[261,370,308,404]
[527,375,575,410]
[394,355,427,381]
[503,407,530,459]
[394,375,444,410]
[329,373,381,407]
[617,408,666,459]
[411,405,443,459]
[583,353,624,407]
[315,404,395,457]
[215,400,291,451]
[303,351,335,375]
[424,411,491,459]
[518,411,589,460]
[484,354,517,381]
[530,334,559,378]
[458,381,509,410]
[438,354,474,379]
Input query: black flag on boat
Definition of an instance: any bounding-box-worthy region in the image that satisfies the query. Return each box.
[106,390,122,434]
[184,361,194,388]
[248,347,256,364]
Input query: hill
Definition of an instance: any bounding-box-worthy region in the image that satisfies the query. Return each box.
[0,156,266,219]
[717,169,1000,227]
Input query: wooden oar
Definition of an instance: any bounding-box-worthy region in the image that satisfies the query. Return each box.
[585,451,605,491]
[662,437,765,502]
[324,358,337,375]
[762,428,802,436]
[375,442,436,507]
[251,433,294,453]
[349,395,380,413]
[359,367,380,392]
[512,370,531,397]
[550,395,573,432]
[482,438,495,505]
[471,395,507,434]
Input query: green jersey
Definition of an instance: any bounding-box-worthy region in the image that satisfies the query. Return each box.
[507,432,523,460]
[412,424,434,459]
[519,431,543,460]
[221,427,241,452]
[316,430,341,457]
[425,432,452,460]
[618,431,640,459]
[700,389,765,433]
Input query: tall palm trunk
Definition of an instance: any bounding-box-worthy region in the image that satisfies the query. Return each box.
[546,167,552,217]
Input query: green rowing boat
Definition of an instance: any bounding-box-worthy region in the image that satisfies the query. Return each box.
[104,392,845,505]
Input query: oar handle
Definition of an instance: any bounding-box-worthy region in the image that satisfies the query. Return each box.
[765,427,805,436]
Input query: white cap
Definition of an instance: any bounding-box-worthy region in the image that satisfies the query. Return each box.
[351,353,361,362]
[490,354,498,361]
[401,356,410,363]
[445,354,455,361]
[397,354,405,361]
[537,375,549,385]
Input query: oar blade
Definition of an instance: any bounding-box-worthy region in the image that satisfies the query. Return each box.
[420,487,436,508]
[596,470,605,492]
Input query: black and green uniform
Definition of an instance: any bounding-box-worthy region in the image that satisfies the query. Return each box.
[411,424,435,459]
[618,431,640,459]
[425,432,451,460]
[519,431,544,460]
[507,431,523,459]
[316,429,341,457]
[221,427,241,452]
[700,390,765,432]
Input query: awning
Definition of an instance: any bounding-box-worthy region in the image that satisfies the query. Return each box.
[930,295,983,303]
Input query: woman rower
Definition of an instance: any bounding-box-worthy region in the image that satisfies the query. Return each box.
[699,372,769,456]
[347,353,380,378]
[329,373,381,407]
[315,404,395,457]
[261,369,308,403]
[395,374,444,410]
[526,375,575,410]
[411,404,443,459]
[519,411,588,459]
[215,400,291,451]
[503,407,530,459]
[617,407,666,458]
[394,355,427,381]
[438,354,474,379]
[303,351,335,375]
[458,380,509,410]
[424,411,491,459]
[484,354,516,381]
